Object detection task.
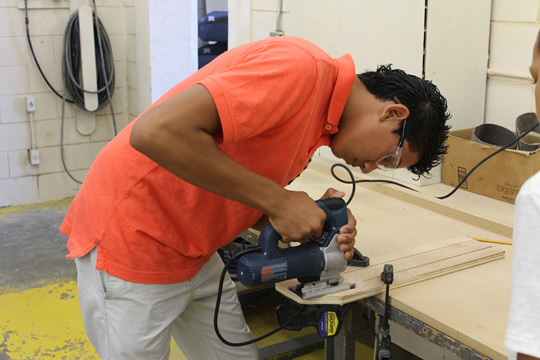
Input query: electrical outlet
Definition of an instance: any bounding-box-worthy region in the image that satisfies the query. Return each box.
[29,149,40,165]
[26,96,36,112]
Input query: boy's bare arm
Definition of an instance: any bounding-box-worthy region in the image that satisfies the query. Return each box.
[130,84,326,243]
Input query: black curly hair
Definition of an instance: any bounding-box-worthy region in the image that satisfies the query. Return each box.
[357,64,451,176]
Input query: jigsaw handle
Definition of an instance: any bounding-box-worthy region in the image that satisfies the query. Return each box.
[258,198,348,259]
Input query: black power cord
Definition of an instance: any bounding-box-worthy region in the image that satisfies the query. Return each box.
[24,0,74,104]
[331,122,540,204]
[214,246,306,347]
[215,123,540,347]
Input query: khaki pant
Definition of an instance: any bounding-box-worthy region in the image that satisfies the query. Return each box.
[75,247,259,360]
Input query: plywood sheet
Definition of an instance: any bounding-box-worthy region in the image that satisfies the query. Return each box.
[275,236,505,305]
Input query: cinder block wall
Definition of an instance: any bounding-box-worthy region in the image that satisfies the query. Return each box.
[0,0,197,207]
[0,0,132,206]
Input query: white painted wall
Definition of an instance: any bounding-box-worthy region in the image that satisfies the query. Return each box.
[486,0,538,131]
[228,0,492,186]
[228,0,535,186]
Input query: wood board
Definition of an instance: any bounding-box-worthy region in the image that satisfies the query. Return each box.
[275,236,505,305]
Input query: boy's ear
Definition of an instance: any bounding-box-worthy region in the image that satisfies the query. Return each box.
[382,103,409,122]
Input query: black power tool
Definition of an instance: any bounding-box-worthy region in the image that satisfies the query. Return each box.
[236,198,356,299]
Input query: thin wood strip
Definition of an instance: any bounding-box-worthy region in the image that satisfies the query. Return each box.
[275,237,505,305]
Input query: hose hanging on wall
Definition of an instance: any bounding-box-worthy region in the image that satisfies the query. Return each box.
[24,0,117,185]
[24,0,115,113]
[62,9,116,112]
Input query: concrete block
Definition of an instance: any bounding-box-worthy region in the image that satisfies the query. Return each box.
[55,96,76,119]
[24,34,56,66]
[8,149,39,177]
[112,59,127,89]
[491,0,538,22]
[113,113,130,132]
[0,95,27,124]
[34,119,60,148]
[12,146,58,175]
[126,6,135,35]
[92,75,127,114]
[0,1,18,8]
[32,92,59,121]
[93,6,125,35]
[0,8,26,37]
[94,0,125,7]
[0,37,29,66]
[0,176,39,207]
[113,87,127,115]
[109,34,127,64]
[489,23,538,75]
[38,171,83,202]
[32,146,63,174]
[63,141,107,170]
[126,34,136,62]
[0,66,29,96]
[254,0,292,12]
[0,122,30,152]
[90,115,116,142]
[26,8,70,36]
[14,145,85,177]
[128,88,139,117]
[52,35,64,63]
[0,152,9,179]
[251,11,281,41]
[127,61,137,89]
[109,77,127,113]
[485,78,535,130]
[252,0,278,11]
[28,62,63,93]
[40,117,89,146]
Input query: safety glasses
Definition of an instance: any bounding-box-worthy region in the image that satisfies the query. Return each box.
[375,97,407,171]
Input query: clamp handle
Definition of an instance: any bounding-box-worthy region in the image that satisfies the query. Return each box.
[376,264,394,360]
[381,264,394,285]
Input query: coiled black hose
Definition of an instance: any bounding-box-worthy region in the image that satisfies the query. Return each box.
[62,9,115,112]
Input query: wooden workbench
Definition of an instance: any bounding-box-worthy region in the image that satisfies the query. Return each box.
[280,156,515,360]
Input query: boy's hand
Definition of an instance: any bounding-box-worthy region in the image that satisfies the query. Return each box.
[319,188,357,260]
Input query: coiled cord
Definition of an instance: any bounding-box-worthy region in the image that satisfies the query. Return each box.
[62,9,116,112]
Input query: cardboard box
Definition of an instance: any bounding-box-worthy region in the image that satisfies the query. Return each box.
[442,128,540,204]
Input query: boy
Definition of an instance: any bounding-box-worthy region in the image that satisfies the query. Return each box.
[61,36,450,359]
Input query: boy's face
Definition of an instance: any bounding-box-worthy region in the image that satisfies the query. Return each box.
[531,32,540,115]
[330,108,421,174]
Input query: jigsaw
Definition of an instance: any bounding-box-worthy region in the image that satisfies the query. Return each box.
[236,198,356,300]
